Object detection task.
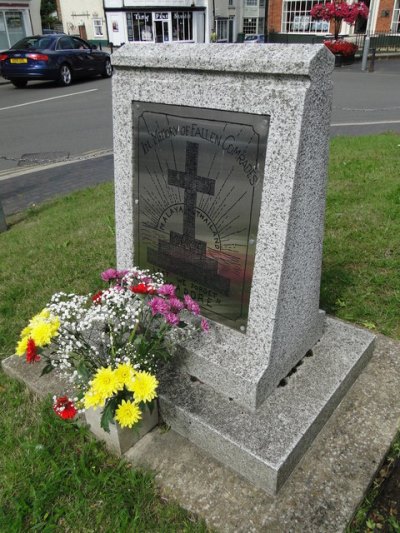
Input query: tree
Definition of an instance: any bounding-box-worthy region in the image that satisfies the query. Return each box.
[310,0,369,40]
[41,0,60,29]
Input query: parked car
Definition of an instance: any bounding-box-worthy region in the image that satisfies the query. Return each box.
[244,34,265,43]
[0,34,112,88]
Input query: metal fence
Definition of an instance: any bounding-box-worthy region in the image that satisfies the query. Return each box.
[353,32,400,54]
[267,31,400,55]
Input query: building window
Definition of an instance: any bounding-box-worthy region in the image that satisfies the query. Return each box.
[392,0,400,32]
[282,0,330,33]
[0,10,26,48]
[127,12,153,41]
[229,0,234,6]
[243,17,257,34]
[258,17,265,32]
[260,0,265,7]
[172,12,192,41]
[93,18,103,36]
[245,0,258,6]
[216,18,228,40]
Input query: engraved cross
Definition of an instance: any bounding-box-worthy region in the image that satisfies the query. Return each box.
[168,141,215,241]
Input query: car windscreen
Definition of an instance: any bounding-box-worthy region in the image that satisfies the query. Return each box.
[11,37,55,50]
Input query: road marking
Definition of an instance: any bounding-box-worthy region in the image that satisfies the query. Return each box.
[0,88,98,112]
[332,119,400,127]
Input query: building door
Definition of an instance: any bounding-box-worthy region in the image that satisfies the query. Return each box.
[228,18,234,42]
[154,13,169,42]
[79,25,87,40]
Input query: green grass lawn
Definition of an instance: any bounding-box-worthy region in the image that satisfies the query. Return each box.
[0,133,399,530]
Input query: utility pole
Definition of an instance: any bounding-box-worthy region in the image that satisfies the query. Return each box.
[361,0,376,71]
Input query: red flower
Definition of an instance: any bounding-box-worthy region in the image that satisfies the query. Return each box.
[130,283,157,295]
[26,338,41,364]
[53,396,77,420]
[92,290,103,304]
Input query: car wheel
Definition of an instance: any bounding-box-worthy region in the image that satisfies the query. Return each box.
[58,64,72,86]
[101,59,112,78]
[11,80,27,88]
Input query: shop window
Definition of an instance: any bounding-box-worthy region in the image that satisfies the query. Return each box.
[93,18,103,36]
[392,0,400,32]
[172,12,192,41]
[243,18,257,34]
[282,1,330,33]
[216,19,228,40]
[5,11,25,46]
[127,12,153,42]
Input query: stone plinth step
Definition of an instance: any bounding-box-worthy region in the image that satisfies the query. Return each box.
[158,317,375,494]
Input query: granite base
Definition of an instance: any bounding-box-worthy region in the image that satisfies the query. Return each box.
[158,317,375,494]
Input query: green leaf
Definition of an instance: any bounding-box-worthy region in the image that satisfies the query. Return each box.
[76,360,91,381]
[40,362,54,376]
[100,397,119,433]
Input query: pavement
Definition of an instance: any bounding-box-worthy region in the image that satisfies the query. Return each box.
[0,152,112,217]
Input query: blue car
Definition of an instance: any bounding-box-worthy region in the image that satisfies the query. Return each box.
[0,34,112,88]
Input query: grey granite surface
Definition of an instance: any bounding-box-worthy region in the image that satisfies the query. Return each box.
[112,43,334,79]
[159,317,375,493]
[112,43,334,409]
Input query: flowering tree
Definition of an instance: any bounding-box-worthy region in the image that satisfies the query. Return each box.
[310,0,369,40]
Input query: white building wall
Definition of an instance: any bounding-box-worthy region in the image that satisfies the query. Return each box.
[58,0,108,41]
[29,0,43,34]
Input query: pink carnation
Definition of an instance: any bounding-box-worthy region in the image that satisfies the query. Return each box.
[101,268,118,282]
[164,312,180,326]
[184,294,200,315]
[148,296,171,316]
[157,284,176,297]
[201,318,210,333]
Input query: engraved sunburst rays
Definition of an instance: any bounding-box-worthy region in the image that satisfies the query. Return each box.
[138,111,259,278]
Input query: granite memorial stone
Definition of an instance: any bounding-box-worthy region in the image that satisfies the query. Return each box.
[111,43,375,493]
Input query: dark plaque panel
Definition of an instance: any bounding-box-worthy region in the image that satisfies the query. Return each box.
[133,102,269,332]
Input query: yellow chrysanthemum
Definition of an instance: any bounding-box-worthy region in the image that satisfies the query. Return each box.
[129,371,158,403]
[91,367,119,398]
[83,388,107,410]
[115,399,142,428]
[30,322,54,347]
[21,326,32,338]
[49,316,60,336]
[38,308,50,319]
[114,363,135,390]
[16,336,29,356]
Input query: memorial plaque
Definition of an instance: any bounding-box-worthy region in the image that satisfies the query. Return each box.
[134,102,269,331]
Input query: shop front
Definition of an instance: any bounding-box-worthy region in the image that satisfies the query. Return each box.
[105,1,208,46]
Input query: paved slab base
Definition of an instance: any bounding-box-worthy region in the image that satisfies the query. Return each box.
[2,318,399,532]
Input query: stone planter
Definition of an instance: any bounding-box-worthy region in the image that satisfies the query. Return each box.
[85,401,159,455]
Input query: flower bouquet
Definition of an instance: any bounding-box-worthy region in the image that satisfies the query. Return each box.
[310,0,369,40]
[15,268,208,434]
